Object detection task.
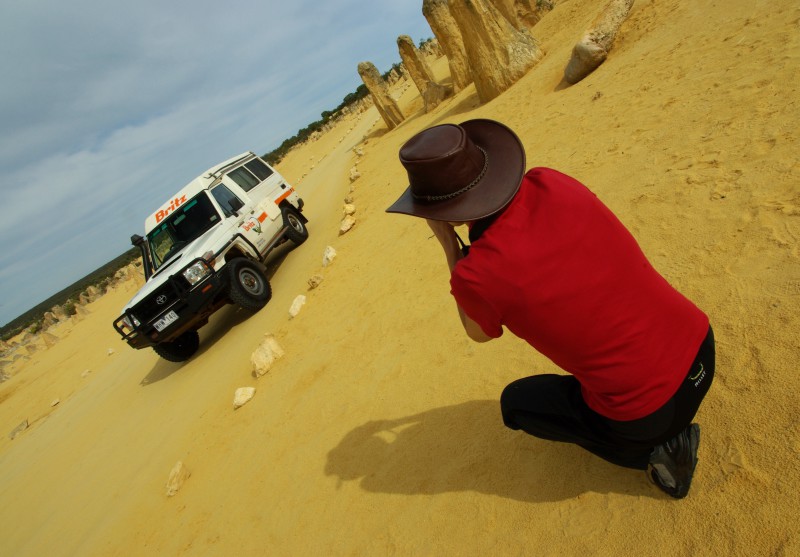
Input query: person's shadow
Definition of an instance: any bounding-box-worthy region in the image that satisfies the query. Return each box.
[325,400,658,502]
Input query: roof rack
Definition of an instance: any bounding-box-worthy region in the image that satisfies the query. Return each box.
[203,152,257,180]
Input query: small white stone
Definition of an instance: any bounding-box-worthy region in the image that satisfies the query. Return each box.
[339,216,356,236]
[107,348,114,356]
[165,461,190,497]
[81,369,91,378]
[251,334,285,377]
[233,387,256,409]
[51,398,60,407]
[343,204,356,216]
[289,295,307,318]
[307,274,324,290]
[322,246,337,267]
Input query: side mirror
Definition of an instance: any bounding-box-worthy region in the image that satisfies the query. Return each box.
[228,197,244,216]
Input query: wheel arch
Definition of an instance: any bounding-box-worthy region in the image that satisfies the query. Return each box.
[279,200,307,223]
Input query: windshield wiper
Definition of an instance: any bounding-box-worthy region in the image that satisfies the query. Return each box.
[152,241,187,276]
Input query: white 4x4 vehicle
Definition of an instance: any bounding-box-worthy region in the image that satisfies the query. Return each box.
[113,152,308,362]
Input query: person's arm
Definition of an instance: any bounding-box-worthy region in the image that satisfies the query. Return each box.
[426,219,493,343]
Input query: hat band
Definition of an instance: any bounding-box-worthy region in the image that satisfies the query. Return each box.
[411,147,488,202]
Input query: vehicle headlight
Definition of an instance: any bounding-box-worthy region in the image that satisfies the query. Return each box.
[122,314,141,330]
[183,260,211,285]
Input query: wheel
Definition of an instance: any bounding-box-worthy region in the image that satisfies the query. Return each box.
[227,258,272,311]
[153,330,199,362]
[282,207,308,245]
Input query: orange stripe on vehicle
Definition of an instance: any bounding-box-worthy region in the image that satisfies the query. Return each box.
[275,188,294,204]
[257,212,267,223]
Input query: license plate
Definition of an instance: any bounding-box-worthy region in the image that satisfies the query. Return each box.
[154,310,179,332]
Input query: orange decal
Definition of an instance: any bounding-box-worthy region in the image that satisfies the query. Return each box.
[274,188,294,205]
[155,195,188,223]
[257,212,267,223]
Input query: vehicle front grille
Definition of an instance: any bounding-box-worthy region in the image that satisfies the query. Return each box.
[131,276,188,324]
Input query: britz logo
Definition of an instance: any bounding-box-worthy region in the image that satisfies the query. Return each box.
[242,217,262,234]
[155,196,188,223]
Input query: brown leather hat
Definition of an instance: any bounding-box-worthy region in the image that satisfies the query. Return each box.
[386,119,525,221]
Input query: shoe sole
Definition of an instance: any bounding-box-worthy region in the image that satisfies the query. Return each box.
[649,423,700,499]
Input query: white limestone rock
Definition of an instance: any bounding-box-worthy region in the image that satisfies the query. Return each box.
[307,275,324,290]
[233,387,256,409]
[165,461,190,497]
[251,334,285,377]
[42,333,58,348]
[322,246,337,267]
[289,295,307,319]
[339,215,357,236]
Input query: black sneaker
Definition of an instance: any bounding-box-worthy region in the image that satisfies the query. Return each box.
[647,423,700,499]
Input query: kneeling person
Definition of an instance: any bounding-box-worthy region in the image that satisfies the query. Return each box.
[386,119,715,499]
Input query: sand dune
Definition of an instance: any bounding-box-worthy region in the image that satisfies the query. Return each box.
[0,0,798,555]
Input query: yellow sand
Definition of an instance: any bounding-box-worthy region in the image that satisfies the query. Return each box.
[0,0,798,554]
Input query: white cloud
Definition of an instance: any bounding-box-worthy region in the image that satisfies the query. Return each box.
[0,0,433,325]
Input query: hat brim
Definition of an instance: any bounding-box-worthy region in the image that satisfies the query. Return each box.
[386,119,526,222]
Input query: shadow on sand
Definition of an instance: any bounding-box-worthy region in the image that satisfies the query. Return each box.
[326,399,659,503]
[430,90,482,125]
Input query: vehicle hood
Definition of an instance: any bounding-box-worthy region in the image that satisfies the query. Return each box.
[120,221,232,312]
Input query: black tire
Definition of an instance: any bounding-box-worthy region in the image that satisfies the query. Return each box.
[282,207,308,245]
[153,330,199,362]
[227,258,272,311]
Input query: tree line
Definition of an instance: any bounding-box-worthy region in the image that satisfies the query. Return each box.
[0,247,140,341]
[262,61,404,165]
[262,36,437,165]
[1,40,434,340]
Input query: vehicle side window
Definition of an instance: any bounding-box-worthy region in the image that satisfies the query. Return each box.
[245,159,274,181]
[228,167,260,192]
[210,185,242,217]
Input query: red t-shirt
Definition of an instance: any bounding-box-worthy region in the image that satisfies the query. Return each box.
[450,168,709,420]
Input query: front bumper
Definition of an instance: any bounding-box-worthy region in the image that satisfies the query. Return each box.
[113,259,228,348]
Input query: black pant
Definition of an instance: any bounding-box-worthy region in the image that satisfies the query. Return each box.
[500,327,715,470]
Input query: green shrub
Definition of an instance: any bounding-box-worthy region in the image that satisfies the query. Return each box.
[63,300,77,317]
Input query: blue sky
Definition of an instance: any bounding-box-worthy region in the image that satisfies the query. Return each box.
[0,1,433,326]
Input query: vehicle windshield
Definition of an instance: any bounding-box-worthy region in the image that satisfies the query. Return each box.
[147,193,221,271]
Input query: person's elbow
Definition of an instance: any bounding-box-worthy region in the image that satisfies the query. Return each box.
[464,320,493,343]
[456,303,494,343]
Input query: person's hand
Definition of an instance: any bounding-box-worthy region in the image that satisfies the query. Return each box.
[426,219,455,244]
[426,219,462,270]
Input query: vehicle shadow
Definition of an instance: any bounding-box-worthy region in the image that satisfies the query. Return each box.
[325,399,658,502]
[262,240,296,280]
[139,241,300,386]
